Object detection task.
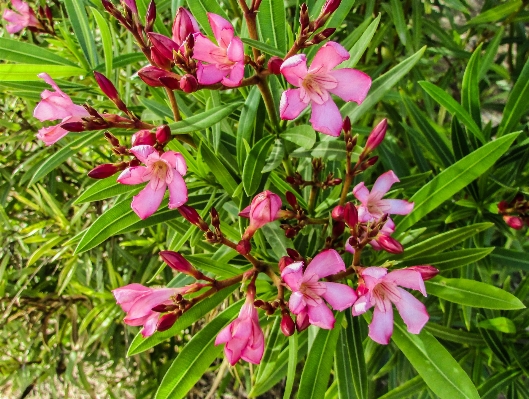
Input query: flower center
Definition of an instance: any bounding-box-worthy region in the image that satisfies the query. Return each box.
[300,73,338,105]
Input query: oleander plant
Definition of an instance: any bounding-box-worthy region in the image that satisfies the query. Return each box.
[1,0,529,398]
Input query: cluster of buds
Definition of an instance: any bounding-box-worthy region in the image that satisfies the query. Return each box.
[498,194,529,230]
[3,0,55,35]
[286,159,342,190]
[297,3,337,49]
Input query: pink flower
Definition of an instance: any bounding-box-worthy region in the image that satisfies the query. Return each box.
[352,267,429,345]
[193,13,245,87]
[504,215,524,230]
[117,145,188,219]
[172,7,200,45]
[215,287,265,365]
[279,41,371,136]
[353,170,414,222]
[33,73,90,145]
[364,119,387,153]
[113,283,190,337]
[3,0,40,34]
[240,190,282,239]
[281,249,358,330]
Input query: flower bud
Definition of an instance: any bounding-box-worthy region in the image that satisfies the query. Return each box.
[504,215,524,230]
[159,76,181,90]
[267,56,283,74]
[331,205,344,221]
[236,239,252,255]
[343,202,358,228]
[364,119,387,154]
[156,125,171,144]
[178,205,209,231]
[321,0,341,15]
[145,0,156,32]
[88,163,124,179]
[332,221,345,237]
[94,72,120,102]
[104,131,120,147]
[157,312,178,332]
[285,191,298,209]
[172,7,200,45]
[280,310,296,336]
[296,313,310,332]
[377,235,403,254]
[151,46,172,70]
[148,32,179,61]
[61,121,86,132]
[210,207,220,229]
[361,156,378,170]
[285,227,297,239]
[138,66,168,87]
[342,116,351,133]
[286,248,301,260]
[279,256,294,272]
[160,250,203,279]
[313,28,336,44]
[123,0,138,13]
[132,130,156,146]
[406,266,439,281]
[497,201,509,213]
[179,74,198,93]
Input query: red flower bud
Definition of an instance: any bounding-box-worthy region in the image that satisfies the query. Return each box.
[343,202,358,227]
[236,239,251,255]
[286,248,301,260]
[280,310,296,336]
[504,215,524,230]
[285,191,298,208]
[377,235,403,254]
[172,7,200,46]
[332,221,345,237]
[88,163,123,179]
[157,312,178,332]
[267,56,283,74]
[179,74,198,93]
[331,205,344,221]
[364,119,387,153]
[178,205,209,231]
[145,0,156,32]
[156,125,171,144]
[406,266,439,281]
[132,130,156,146]
[148,32,179,61]
[497,201,509,213]
[138,66,168,87]
[151,46,172,70]
[160,251,202,279]
[279,256,295,272]
[61,121,86,132]
[322,0,341,15]
[94,72,120,102]
[342,116,351,133]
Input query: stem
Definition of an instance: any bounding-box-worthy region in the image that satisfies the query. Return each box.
[257,80,280,130]
[308,185,319,214]
[339,172,354,206]
[165,88,181,121]
[265,267,284,301]
[284,43,301,60]
[238,0,260,61]
[327,249,362,282]
[221,237,263,269]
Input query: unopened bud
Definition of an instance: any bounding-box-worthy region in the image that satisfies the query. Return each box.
[145,0,156,32]
[300,3,309,30]
[104,132,120,147]
[296,313,310,332]
[504,215,524,230]
[159,76,181,90]
[172,7,200,45]
[313,28,336,44]
[377,235,403,254]
[132,130,156,146]
[94,72,120,102]
[286,191,298,208]
[343,202,358,227]
[285,228,297,239]
[362,156,378,170]
[151,46,172,70]
[160,250,205,280]
[178,205,210,231]
[497,201,509,213]
[281,310,296,336]
[331,205,344,221]
[157,312,178,332]
[138,66,168,87]
[332,221,345,237]
[364,119,387,153]
[148,32,179,61]
[406,266,439,281]
[279,256,294,272]
[45,6,53,22]
[342,117,351,133]
[122,0,138,14]
[102,0,116,14]
[267,56,283,74]
[321,0,341,15]
[151,304,177,312]
[88,163,124,179]
[179,74,198,93]
[236,239,251,255]
[156,125,171,144]
[210,207,220,229]
[61,121,86,132]
[286,248,301,260]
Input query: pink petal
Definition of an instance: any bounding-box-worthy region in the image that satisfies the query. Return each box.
[371,170,400,198]
[227,36,244,62]
[369,305,393,345]
[352,182,369,204]
[130,145,157,164]
[280,89,308,120]
[141,313,160,337]
[344,237,355,254]
[352,294,373,316]
[131,183,166,219]
[280,54,308,87]
[309,41,350,74]
[197,62,227,85]
[167,172,188,209]
[384,199,414,215]
[37,73,63,93]
[117,166,149,185]
[288,291,306,315]
[305,249,345,278]
[225,337,246,365]
[126,288,176,320]
[36,123,69,146]
[12,0,30,13]
[161,151,187,176]
[394,288,429,334]
[321,282,357,311]
[239,204,251,218]
[361,267,388,280]
[193,34,226,64]
[281,261,304,291]
[242,334,264,364]
[310,98,343,136]
[222,62,245,87]
[215,323,233,345]
[385,270,426,296]
[307,302,335,330]
[328,69,371,104]
[207,13,234,48]
[112,283,152,312]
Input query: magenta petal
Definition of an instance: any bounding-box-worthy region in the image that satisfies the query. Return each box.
[281,261,304,291]
[369,305,393,345]
[197,62,227,85]
[352,294,372,316]
[131,183,166,219]
[321,282,357,311]
[215,324,233,345]
[130,145,157,164]
[193,34,225,64]
[384,199,414,215]
[288,291,306,315]
[227,36,244,62]
[352,182,369,203]
[38,73,63,93]
[280,54,308,87]
[167,172,188,209]
[222,62,245,87]
[126,288,176,320]
[225,337,246,365]
[310,98,343,136]
[328,69,372,104]
[36,124,69,146]
[113,283,152,312]
[385,270,426,296]
[394,288,429,334]
[241,335,264,364]
[305,249,345,278]
[307,302,335,330]
[207,13,234,48]
[371,170,400,198]
[161,152,187,176]
[310,41,350,73]
[117,166,149,185]
[141,313,160,337]
[280,89,308,120]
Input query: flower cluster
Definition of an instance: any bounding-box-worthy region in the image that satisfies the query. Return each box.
[498,194,529,230]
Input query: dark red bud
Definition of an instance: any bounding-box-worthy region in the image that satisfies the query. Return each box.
[279,256,295,272]
[178,205,209,231]
[94,72,120,102]
[236,239,251,255]
[179,74,198,93]
[362,156,378,170]
[132,130,156,146]
[343,202,358,227]
[300,3,309,29]
[285,191,298,208]
[157,312,178,332]
[158,76,181,90]
[138,66,168,87]
[104,131,120,147]
[102,0,116,13]
[331,205,344,221]
[151,46,172,70]
[211,207,220,228]
[377,235,403,254]
[497,201,509,213]
[156,125,171,144]
[322,0,341,15]
[514,193,525,203]
[406,266,439,281]
[285,228,297,239]
[88,163,123,179]
[145,0,156,32]
[267,56,284,74]
[280,311,296,336]
[61,121,85,132]
[122,0,138,14]
[504,215,524,230]
[151,304,176,312]
[286,248,301,260]
[332,221,345,237]
[148,32,179,61]
[342,117,351,133]
[45,6,53,22]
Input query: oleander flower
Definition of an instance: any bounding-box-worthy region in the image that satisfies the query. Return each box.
[239,191,282,239]
[3,0,41,34]
[279,41,371,136]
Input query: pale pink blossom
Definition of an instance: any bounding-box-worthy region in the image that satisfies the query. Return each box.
[239,190,282,239]
[193,13,245,87]
[215,287,264,365]
[281,249,357,330]
[33,73,89,145]
[345,217,403,254]
[113,283,190,337]
[352,267,429,345]
[279,41,371,136]
[117,145,188,219]
[2,0,40,34]
[353,170,414,222]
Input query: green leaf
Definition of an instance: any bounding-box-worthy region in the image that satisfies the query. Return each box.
[261,221,293,260]
[74,176,139,204]
[343,46,426,124]
[400,248,494,271]
[392,321,481,399]
[29,133,99,186]
[155,299,243,399]
[461,44,482,129]
[283,333,297,399]
[467,0,523,24]
[479,27,504,80]
[378,375,426,399]
[419,81,485,143]
[168,102,243,133]
[343,15,380,68]
[200,144,239,196]
[0,64,85,81]
[237,86,262,169]
[491,248,529,271]
[498,55,529,136]
[478,369,522,399]
[424,324,484,346]
[0,38,77,66]
[390,0,411,48]
[127,286,237,356]
[242,136,275,196]
[477,317,516,334]
[240,38,284,57]
[184,0,229,37]
[298,312,344,399]
[280,125,317,149]
[425,276,525,309]
[257,0,287,53]
[92,8,113,78]
[396,133,520,233]
[63,0,99,67]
